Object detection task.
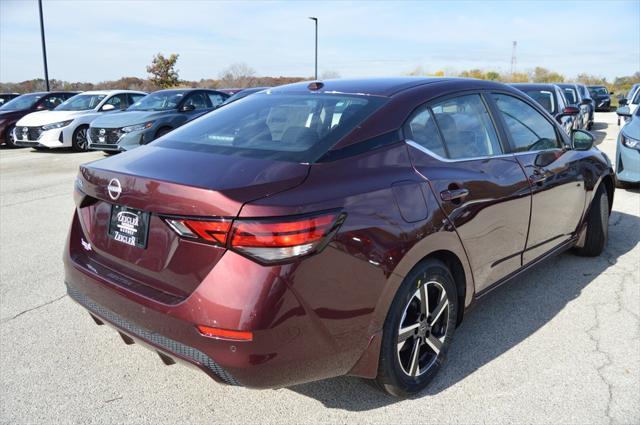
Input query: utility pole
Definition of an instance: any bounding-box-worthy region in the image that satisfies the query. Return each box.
[510,41,517,76]
[309,17,318,80]
[38,0,50,91]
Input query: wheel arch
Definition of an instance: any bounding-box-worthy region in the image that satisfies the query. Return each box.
[347,231,475,379]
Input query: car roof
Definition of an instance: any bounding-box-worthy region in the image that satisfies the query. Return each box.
[78,90,146,95]
[511,83,560,91]
[268,77,510,98]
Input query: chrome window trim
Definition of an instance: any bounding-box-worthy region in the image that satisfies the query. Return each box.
[406,139,563,162]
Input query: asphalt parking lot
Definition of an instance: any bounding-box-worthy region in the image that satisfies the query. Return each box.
[0,112,638,424]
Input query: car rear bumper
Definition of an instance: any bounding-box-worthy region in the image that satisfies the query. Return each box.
[66,283,240,385]
[63,211,376,388]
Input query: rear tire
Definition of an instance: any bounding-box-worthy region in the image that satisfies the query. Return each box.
[375,259,458,397]
[574,186,609,257]
[72,125,90,152]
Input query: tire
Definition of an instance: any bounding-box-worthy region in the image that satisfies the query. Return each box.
[5,124,17,148]
[587,121,593,131]
[574,186,609,257]
[375,259,458,397]
[72,125,89,152]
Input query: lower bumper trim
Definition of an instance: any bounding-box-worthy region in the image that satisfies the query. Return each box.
[66,284,240,386]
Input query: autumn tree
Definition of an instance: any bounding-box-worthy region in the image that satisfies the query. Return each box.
[531,67,564,83]
[146,53,180,88]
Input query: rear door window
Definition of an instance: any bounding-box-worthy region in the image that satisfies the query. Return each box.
[430,94,503,160]
[492,93,562,152]
[206,92,226,107]
[404,106,447,158]
[183,91,210,110]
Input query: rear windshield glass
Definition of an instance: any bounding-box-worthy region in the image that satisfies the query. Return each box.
[563,88,577,104]
[155,92,386,162]
[56,94,107,111]
[523,90,556,114]
[128,90,186,111]
[589,87,608,96]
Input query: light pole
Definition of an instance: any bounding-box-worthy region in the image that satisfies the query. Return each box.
[308,17,318,80]
[38,0,50,91]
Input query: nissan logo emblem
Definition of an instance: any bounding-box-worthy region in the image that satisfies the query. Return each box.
[99,128,106,136]
[107,178,122,200]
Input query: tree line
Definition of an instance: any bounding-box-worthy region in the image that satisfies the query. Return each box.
[1,52,638,98]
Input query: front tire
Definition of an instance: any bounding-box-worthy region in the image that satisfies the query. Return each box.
[5,124,17,148]
[574,186,609,257]
[72,125,89,152]
[375,259,458,397]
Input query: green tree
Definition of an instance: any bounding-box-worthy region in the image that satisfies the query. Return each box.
[485,71,500,81]
[146,53,180,88]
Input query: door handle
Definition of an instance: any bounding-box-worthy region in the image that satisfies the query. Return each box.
[440,188,469,202]
[529,171,547,185]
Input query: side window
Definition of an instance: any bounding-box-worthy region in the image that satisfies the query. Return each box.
[403,105,447,157]
[42,95,64,109]
[431,94,502,160]
[104,94,128,110]
[128,93,145,106]
[207,92,225,107]
[184,92,209,110]
[492,94,562,152]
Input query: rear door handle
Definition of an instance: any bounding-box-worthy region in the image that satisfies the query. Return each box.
[440,188,469,202]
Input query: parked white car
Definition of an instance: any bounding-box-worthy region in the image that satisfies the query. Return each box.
[13,90,146,151]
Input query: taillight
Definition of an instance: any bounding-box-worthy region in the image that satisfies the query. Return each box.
[230,213,339,262]
[163,211,344,263]
[165,218,231,246]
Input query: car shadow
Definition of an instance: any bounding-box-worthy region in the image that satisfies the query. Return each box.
[590,121,608,146]
[288,210,639,410]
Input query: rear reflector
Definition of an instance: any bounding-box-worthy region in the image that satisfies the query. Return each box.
[197,325,253,341]
[164,211,344,263]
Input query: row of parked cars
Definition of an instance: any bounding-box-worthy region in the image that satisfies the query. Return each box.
[0,87,265,152]
[0,81,636,187]
[0,82,613,154]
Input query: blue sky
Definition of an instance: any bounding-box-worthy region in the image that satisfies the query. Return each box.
[1,0,638,83]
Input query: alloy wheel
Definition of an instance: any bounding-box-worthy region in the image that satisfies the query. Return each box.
[76,127,88,150]
[397,279,449,377]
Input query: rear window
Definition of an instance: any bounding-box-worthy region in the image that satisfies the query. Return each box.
[523,90,556,114]
[155,92,386,162]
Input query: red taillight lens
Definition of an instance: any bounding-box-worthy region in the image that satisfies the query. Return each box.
[230,213,340,262]
[164,211,344,263]
[196,325,253,341]
[165,218,231,246]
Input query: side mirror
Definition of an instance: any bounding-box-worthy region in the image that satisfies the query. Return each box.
[572,129,594,151]
[180,104,195,112]
[616,106,631,118]
[618,98,628,106]
[580,98,592,106]
[101,104,116,111]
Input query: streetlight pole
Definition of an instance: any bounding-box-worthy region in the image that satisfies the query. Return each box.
[308,17,318,80]
[38,0,50,91]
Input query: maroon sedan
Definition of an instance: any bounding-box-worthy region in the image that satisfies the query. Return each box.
[65,78,614,396]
